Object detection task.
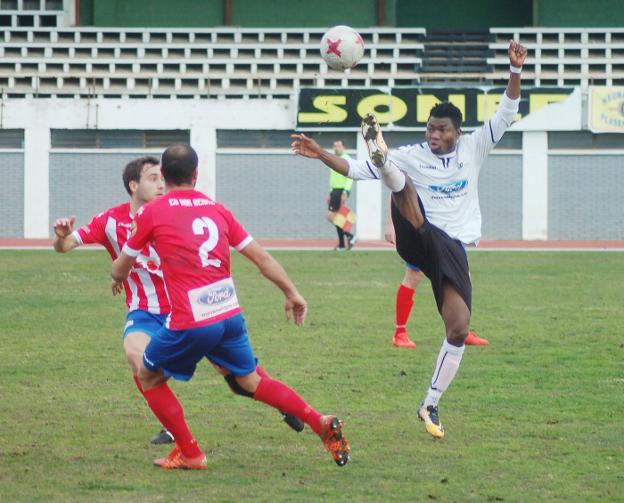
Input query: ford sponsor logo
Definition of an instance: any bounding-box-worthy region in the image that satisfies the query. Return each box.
[198,285,234,305]
[429,179,468,194]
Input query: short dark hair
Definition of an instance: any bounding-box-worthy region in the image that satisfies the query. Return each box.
[161,144,198,185]
[429,102,463,129]
[333,139,345,146]
[122,156,159,195]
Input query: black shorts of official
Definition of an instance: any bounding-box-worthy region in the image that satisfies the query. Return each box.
[328,188,344,212]
[391,200,472,314]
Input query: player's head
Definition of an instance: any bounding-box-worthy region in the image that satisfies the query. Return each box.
[426,102,463,155]
[333,139,345,155]
[122,156,164,203]
[161,144,198,187]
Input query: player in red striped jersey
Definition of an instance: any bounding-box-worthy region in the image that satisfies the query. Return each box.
[111,144,350,469]
[54,157,303,446]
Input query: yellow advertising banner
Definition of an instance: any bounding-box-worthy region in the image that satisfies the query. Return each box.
[589,87,624,133]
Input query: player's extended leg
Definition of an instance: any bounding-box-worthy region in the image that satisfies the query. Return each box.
[393,267,424,348]
[390,176,425,230]
[211,362,305,432]
[138,366,207,469]
[418,283,470,438]
[123,331,174,445]
[234,372,350,466]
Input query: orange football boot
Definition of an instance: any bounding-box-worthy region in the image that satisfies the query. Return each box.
[392,331,417,348]
[320,416,350,466]
[465,330,489,346]
[153,446,207,470]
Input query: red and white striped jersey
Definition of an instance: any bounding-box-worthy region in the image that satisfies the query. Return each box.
[72,202,170,314]
[123,190,252,330]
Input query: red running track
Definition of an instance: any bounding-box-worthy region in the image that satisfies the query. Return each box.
[1,238,623,251]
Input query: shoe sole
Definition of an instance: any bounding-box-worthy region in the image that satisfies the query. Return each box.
[361,115,387,168]
[417,409,445,439]
[323,417,350,467]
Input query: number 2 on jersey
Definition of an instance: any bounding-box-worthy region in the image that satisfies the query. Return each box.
[192,217,222,268]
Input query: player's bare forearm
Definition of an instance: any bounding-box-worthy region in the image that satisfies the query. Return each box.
[53,235,78,253]
[241,241,299,297]
[241,245,297,297]
[111,253,135,283]
[291,133,350,177]
[318,150,350,176]
[53,216,78,253]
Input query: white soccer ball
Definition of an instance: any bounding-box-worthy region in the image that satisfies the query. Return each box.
[320,25,365,71]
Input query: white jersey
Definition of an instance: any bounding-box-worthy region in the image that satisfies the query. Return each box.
[348,92,520,244]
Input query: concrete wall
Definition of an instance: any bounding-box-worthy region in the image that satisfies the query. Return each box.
[1,93,620,241]
[49,152,153,230]
[548,154,624,239]
[0,153,25,237]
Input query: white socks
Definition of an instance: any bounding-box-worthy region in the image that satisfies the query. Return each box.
[423,338,465,408]
[380,160,406,192]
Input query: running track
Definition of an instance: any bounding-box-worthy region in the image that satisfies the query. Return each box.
[2,238,623,251]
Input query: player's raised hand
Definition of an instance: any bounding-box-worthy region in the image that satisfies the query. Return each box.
[508,40,528,67]
[291,133,322,159]
[54,216,76,238]
[285,292,307,326]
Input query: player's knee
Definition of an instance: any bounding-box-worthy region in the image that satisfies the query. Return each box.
[234,373,261,395]
[224,374,254,398]
[125,349,143,374]
[138,365,166,390]
[124,332,150,374]
[404,268,424,287]
[446,326,469,346]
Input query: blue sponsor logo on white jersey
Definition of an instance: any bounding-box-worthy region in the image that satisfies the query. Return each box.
[198,285,235,305]
[429,179,468,194]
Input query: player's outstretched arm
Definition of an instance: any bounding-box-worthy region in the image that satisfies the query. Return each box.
[239,241,307,326]
[506,39,527,100]
[111,252,136,284]
[53,216,79,253]
[111,253,136,296]
[291,133,349,176]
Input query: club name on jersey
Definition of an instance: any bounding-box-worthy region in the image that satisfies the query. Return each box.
[429,179,468,194]
[168,198,215,207]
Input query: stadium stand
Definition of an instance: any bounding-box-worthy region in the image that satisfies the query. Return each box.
[0,0,64,28]
[419,31,493,84]
[488,28,624,87]
[1,23,623,98]
[0,27,425,98]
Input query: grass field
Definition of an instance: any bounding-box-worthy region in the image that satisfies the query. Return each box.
[1,249,623,502]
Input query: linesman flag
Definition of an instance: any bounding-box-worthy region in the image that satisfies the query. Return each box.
[332,205,356,234]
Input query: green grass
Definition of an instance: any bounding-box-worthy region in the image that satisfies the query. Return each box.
[0,250,623,502]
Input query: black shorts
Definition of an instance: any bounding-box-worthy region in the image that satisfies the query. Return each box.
[328,188,344,212]
[391,200,472,314]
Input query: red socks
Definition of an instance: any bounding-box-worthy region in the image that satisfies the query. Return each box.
[132,373,144,396]
[395,284,415,333]
[253,377,323,435]
[255,365,269,379]
[142,383,202,458]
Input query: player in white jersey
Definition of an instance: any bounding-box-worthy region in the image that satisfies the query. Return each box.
[292,40,527,438]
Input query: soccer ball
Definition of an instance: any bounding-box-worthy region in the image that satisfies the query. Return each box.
[320,25,365,71]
